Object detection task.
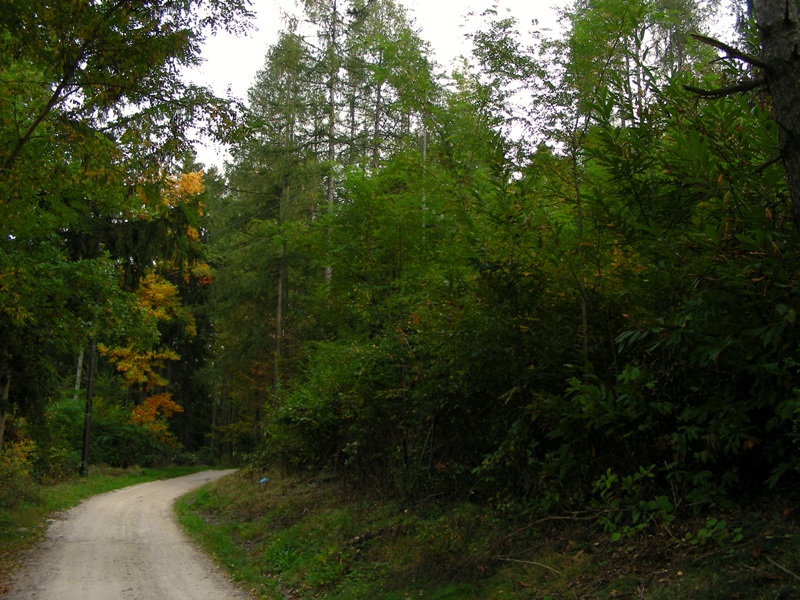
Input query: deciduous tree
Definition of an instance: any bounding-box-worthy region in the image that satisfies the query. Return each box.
[0,0,252,451]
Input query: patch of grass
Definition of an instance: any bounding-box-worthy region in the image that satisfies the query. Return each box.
[0,464,207,591]
[177,470,800,599]
[176,485,273,597]
[178,469,558,599]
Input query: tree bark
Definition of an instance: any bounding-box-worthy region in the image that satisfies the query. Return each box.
[0,347,10,451]
[571,148,591,372]
[73,349,84,402]
[372,81,383,169]
[752,0,800,231]
[275,185,288,392]
[80,340,97,476]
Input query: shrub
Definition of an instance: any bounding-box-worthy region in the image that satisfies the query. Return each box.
[0,437,41,509]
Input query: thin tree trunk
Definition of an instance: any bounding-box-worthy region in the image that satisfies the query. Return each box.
[325,0,339,284]
[80,340,97,476]
[422,126,427,246]
[349,74,357,160]
[73,349,84,402]
[275,190,286,392]
[219,385,227,460]
[571,147,590,371]
[210,381,219,460]
[0,347,10,452]
[372,81,382,169]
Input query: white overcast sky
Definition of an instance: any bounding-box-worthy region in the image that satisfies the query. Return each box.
[188,0,564,167]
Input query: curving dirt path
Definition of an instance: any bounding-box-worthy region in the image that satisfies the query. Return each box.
[5,470,251,600]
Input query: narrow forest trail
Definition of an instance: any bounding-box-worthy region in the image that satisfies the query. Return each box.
[5,470,250,600]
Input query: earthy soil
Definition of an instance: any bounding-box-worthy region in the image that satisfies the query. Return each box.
[5,470,250,600]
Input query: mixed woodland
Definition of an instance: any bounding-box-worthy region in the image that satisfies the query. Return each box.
[3,0,800,532]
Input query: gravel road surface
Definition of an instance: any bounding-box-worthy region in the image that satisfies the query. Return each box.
[5,470,250,600]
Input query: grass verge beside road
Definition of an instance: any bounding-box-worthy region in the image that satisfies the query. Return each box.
[177,469,800,599]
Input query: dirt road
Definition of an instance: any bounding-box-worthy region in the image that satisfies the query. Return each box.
[6,470,251,600]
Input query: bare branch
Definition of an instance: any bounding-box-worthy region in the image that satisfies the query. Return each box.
[691,33,771,70]
[766,556,800,581]
[754,153,783,174]
[497,557,563,577]
[684,78,767,98]
[683,79,767,98]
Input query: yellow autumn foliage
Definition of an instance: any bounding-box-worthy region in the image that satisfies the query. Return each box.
[98,345,180,388]
[161,171,205,208]
[136,273,181,321]
[186,225,201,242]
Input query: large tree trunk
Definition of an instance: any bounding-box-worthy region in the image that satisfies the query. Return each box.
[752,0,800,230]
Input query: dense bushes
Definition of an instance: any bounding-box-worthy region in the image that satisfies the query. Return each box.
[0,437,41,509]
[255,75,798,518]
[202,0,800,524]
[0,392,185,502]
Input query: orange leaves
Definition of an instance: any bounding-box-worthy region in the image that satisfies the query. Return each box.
[191,261,214,287]
[131,392,184,447]
[101,262,199,402]
[131,393,184,422]
[100,273,191,447]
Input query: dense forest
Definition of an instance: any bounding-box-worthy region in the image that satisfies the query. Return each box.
[3,0,800,529]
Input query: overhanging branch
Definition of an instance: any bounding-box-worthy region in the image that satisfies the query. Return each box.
[684,78,767,98]
[691,33,771,71]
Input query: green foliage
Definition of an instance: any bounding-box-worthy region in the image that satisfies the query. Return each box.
[30,396,83,482]
[0,437,41,510]
[683,516,743,548]
[91,418,171,468]
[592,465,674,540]
[29,391,181,476]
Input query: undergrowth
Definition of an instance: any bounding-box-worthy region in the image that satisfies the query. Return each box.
[177,469,800,599]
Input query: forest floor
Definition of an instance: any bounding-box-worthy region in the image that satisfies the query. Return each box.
[177,469,800,599]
